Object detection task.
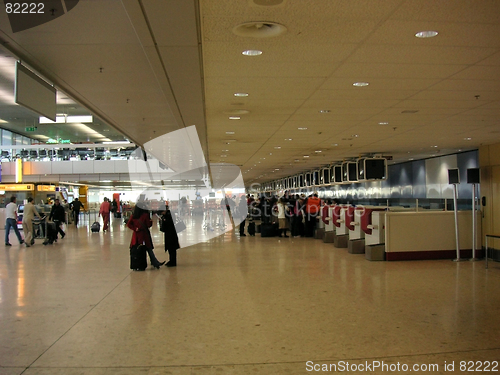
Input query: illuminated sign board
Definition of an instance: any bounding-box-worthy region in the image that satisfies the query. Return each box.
[37,185,56,192]
[0,184,34,191]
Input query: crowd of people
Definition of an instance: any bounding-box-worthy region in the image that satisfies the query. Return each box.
[4,192,331,271]
[241,192,333,238]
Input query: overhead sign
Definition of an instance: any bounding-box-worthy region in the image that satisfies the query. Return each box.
[25,127,37,132]
[0,184,34,191]
[15,62,56,121]
[37,185,56,192]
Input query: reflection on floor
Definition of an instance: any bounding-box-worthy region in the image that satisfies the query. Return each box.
[1,215,500,374]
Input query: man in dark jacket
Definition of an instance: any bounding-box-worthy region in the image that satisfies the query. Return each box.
[70,198,84,226]
[49,199,66,240]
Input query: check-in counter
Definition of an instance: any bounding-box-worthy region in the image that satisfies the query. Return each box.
[384,210,481,261]
[363,209,387,246]
[335,206,349,248]
[362,208,387,261]
[336,206,349,236]
[322,205,336,243]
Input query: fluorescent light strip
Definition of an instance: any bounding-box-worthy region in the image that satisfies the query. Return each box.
[39,115,93,124]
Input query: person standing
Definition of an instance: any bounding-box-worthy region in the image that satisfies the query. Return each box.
[160,207,180,267]
[22,197,42,247]
[237,195,248,237]
[127,206,164,269]
[70,198,84,226]
[277,197,289,238]
[304,193,321,237]
[4,196,24,246]
[99,197,112,232]
[48,199,66,240]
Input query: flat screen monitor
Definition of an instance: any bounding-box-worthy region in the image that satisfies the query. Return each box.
[333,165,342,183]
[358,158,387,180]
[299,174,304,187]
[342,162,358,182]
[448,169,460,185]
[305,172,311,186]
[467,168,480,184]
[313,170,320,186]
[322,168,330,185]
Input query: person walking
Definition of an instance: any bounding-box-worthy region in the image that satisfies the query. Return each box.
[22,197,42,247]
[4,196,24,246]
[99,197,112,232]
[70,198,84,226]
[160,207,180,267]
[48,199,66,240]
[127,205,164,269]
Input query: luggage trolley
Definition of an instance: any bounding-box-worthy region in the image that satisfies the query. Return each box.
[32,215,48,242]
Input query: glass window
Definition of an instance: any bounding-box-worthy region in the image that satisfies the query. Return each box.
[2,129,12,145]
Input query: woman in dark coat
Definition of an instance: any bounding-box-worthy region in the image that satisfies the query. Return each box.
[160,207,180,267]
[127,206,164,269]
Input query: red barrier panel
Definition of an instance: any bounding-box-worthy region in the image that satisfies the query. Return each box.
[360,208,386,235]
[346,206,355,231]
[321,205,330,224]
[333,206,342,227]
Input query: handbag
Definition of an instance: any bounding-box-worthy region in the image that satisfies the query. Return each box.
[174,217,186,233]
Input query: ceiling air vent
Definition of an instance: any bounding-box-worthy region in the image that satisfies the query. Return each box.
[233,21,287,38]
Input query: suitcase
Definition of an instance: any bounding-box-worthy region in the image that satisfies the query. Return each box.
[91,221,100,232]
[43,222,57,245]
[261,223,277,237]
[130,244,147,271]
[248,222,256,236]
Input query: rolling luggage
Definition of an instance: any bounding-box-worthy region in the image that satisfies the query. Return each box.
[91,210,100,232]
[130,244,147,271]
[260,223,277,237]
[91,221,100,232]
[248,221,256,236]
[43,222,57,245]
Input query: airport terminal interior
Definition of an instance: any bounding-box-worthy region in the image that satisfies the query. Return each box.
[1,1,500,374]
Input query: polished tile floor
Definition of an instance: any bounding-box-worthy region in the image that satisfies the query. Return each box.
[1,216,499,374]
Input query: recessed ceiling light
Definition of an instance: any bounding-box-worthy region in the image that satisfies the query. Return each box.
[234,92,248,97]
[229,116,241,120]
[294,159,300,162]
[378,122,389,125]
[274,146,281,149]
[303,155,309,158]
[275,168,280,171]
[319,110,331,113]
[226,131,235,135]
[332,143,338,146]
[315,150,322,153]
[415,30,438,38]
[432,145,438,148]
[353,82,369,87]
[222,149,229,152]
[352,134,359,138]
[220,155,228,157]
[285,138,292,141]
[225,139,237,142]
[242,50,263,56]
[298,127,308,130]
[464,137,472,141]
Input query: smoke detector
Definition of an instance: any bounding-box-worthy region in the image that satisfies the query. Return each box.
[233,21,287,38]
